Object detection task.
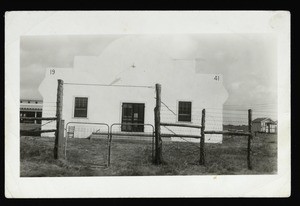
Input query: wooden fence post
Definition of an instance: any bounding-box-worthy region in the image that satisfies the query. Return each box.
[107,132,112,167]
[58,119,65,158]
[54,79,64,159]
[154,83,162,164]
[200,109,206,165]
[248,109,253,170]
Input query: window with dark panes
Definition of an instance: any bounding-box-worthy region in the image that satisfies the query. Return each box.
[36,112,42,124]
[178,101,192,122]
[74,97,88,118]
[20,111,35,123]
[20,111,24,123]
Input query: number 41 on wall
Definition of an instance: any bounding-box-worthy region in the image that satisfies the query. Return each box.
[214,75,220,81]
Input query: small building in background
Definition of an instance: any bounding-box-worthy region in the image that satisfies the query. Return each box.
[20,99,43,136]
[252,118,277,134]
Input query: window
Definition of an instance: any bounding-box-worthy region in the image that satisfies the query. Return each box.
[178,101,192,122]
[36,112,42,124]
[20,111,35,123]
[74,97,88,118]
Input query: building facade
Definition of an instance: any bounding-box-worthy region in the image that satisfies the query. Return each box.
[252,118,277,134]
[20,99,43,136]
[39,35,229,143]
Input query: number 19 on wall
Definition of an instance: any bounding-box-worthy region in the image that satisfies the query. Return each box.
[50,69,55,75]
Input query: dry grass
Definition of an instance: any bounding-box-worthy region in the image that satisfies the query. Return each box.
[20,133,277,177]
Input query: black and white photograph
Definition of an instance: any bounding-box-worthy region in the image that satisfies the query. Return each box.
[5,11,290,197]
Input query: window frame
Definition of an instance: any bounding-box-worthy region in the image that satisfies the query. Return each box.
[177,100,192,123]
[20,111,35,123]
[73,96,89,119]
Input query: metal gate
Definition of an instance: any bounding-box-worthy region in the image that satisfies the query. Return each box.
[64,122,110,167]
[109,123,155,166]
[64,122,154,167]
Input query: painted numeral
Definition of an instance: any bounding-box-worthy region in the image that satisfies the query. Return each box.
[50,69,55,75]
[214,76,220,81]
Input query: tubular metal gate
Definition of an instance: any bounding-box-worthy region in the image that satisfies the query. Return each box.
[64,122,155,167]
[109,123,155,166]
[65,122,110,167]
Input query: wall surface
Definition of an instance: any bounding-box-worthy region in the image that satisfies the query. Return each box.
[39,35,228,143]
[252,122,262,132]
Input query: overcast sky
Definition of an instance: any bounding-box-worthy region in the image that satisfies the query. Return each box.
[20,34,277,114]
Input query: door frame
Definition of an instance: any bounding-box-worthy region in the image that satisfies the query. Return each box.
[120,101,146,132]
[119,100,147,124]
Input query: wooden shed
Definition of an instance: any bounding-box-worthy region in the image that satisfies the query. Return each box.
[252,118,277,134]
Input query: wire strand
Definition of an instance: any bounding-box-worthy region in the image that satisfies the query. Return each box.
[64,82,155,89]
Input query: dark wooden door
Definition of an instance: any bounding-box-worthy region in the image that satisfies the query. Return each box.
[121,103,145,132]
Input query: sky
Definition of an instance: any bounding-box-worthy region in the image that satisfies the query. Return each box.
[20,34,278,118]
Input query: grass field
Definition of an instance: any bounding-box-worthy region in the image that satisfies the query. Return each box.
[20,133,277,177]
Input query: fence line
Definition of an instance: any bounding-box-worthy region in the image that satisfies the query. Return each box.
[154,84,254,169]
[21,80,275,170]
[64,82,155,89]
[20,117,58,135]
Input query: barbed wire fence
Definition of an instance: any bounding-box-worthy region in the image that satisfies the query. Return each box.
[21,80,278,168]
[159,101,202,165]
[39,101,59,134]
[156,90,277,169]
[20,101,58,135]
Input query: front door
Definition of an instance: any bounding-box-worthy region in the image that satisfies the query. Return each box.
[121,103,145,132]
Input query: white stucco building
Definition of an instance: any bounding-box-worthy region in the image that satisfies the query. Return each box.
[39,35,228,143]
